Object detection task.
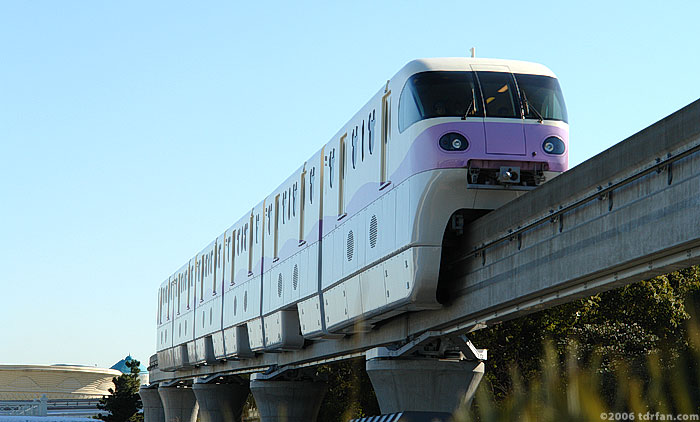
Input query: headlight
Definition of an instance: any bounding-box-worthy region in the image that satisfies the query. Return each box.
[542,136,565,155]
[439,133,469,151]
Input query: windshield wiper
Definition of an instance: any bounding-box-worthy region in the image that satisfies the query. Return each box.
[522,91,544,123]
[461,87,477,120]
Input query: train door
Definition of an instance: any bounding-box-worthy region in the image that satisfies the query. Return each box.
[473,66,526,155]
[381,90,391,184]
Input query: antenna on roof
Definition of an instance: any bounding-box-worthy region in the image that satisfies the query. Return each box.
[470,47,476,58]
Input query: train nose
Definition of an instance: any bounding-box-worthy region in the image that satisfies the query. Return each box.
[485,122,526,155]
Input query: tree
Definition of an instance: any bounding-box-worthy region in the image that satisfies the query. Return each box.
[316,359,380,422]
[95,359,143,422]
[469,266,700,402]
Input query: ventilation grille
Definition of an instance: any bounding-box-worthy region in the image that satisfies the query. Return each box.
[293,264,299,290]
[347,230,355,261]
[234,296,237,316]
[369,215,378,248]
[244,291,248,312]
[277,273,283,298]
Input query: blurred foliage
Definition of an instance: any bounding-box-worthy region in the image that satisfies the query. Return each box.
[455,312,700,421]
[469,267,700,403]
[316,358,380,422]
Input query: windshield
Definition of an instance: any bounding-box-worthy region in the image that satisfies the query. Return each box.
[515,74,568,123]
[399,71,480,132]
[477,71,520,119]
[398,70,568,132]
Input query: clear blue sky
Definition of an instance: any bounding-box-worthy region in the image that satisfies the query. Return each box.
[1,1,698,369]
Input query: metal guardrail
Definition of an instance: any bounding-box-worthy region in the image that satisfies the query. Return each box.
[349,411,453,422]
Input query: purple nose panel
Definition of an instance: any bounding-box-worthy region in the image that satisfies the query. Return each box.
[485,121,526,155]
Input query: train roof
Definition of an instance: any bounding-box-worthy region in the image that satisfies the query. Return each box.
[394,57,558,80]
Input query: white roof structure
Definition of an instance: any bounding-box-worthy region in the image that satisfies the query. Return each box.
[0,365,121,400]
[0,417,95,422]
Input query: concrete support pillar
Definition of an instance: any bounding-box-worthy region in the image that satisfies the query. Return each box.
[158,385,199,422]
[249,377,327,422]
[139,386,165,422]
[366,358,485,414]
[192,379,250,422]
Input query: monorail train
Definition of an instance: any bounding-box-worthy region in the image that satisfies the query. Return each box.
[155,57,569,370]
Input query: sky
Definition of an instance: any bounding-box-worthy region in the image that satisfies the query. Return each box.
[1,1,699,369]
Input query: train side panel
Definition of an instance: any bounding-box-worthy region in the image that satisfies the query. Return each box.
[156,278,175,370]
[261,166,306,350]
[296,150,325,337]
[172,261,196,367]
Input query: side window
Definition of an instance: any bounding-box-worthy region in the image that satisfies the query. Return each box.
[292,183,297,217]
[248,215,254,273]
[274,195,280,258]
[243,224,248,251]
[186,268,191,309]
[399,82,422,132]
[309,167,315,203]
[361,121,365,161]
[351,126,358,169]
[282,191,287,224]
[228,235,234,285]
[255,214,260,244]
[328,149,335,188]
[267,204,272,235]
[368,110,376,154]
[199,259,204,301]
[212,251,217,295]
[166,284,170,320]
[338,134,346,216]
[299,172,305,242]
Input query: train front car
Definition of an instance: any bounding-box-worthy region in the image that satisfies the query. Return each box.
[319,58,568,334]
[394,57,568,307]
[398,58,568,187]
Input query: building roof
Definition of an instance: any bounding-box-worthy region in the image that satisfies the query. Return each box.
[0,365,121,400]
[109,356,147,375]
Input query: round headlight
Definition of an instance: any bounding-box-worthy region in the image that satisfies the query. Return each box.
[542,136,565,155]
[439,133,469,151]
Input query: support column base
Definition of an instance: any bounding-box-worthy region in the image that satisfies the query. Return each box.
[366,358,485,414]
[139,386,165,422]
[193,379,250,422]
[158,385,199,422]
[249,377,327,422]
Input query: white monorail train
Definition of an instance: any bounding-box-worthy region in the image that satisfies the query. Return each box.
[155,57,569,370]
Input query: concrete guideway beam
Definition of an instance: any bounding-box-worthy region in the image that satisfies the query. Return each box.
[139,386,164,422]
[192,377,250,422]
[158,385,199,422]
[366,357,485,414]
[249,375,328,422]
